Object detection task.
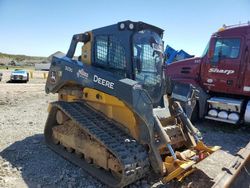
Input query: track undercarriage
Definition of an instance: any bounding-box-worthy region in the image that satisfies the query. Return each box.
[44,101,150,187]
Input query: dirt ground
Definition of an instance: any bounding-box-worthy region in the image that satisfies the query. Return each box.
[0,70,249,188]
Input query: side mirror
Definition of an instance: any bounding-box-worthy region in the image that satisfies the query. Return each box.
[208,48,214,59]
[207,39,215,59]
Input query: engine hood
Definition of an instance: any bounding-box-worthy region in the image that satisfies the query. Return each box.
[166,57,202,85]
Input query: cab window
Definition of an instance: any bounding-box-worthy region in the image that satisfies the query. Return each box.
[95,36,108,65]
[94,35,126,77]
[212,38,241,62]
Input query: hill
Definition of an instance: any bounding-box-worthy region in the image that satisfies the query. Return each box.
[0,52,48,66]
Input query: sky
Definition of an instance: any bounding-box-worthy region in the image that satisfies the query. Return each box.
[0,0,249,57]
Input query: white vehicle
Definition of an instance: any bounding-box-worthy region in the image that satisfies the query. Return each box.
[10,69,29,83]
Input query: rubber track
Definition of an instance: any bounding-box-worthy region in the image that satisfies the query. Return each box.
[44,101,150,187]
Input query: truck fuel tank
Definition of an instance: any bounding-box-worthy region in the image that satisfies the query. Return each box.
[205,97,243,124]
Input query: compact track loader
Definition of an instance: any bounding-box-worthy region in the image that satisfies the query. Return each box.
[44,21,249,187]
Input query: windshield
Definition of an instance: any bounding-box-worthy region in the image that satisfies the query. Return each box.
[213,38,241,60]
[13,71,26,74]
[133,30,164,104]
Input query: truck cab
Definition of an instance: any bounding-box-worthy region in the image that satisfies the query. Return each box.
[167,23,250,124]
[201,24,250,96]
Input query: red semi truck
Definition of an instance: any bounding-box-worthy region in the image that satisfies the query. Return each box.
[166,23,250,124]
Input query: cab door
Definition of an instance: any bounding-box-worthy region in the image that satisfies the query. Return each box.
[201,37,242,94]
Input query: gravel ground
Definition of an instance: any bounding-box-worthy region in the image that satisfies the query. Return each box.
[196,121,250,154]
[0,70,249,188]
[0,76,104,188]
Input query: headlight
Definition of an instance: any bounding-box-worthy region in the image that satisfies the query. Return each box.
[119,23,125,30]
[128,23,134,30]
